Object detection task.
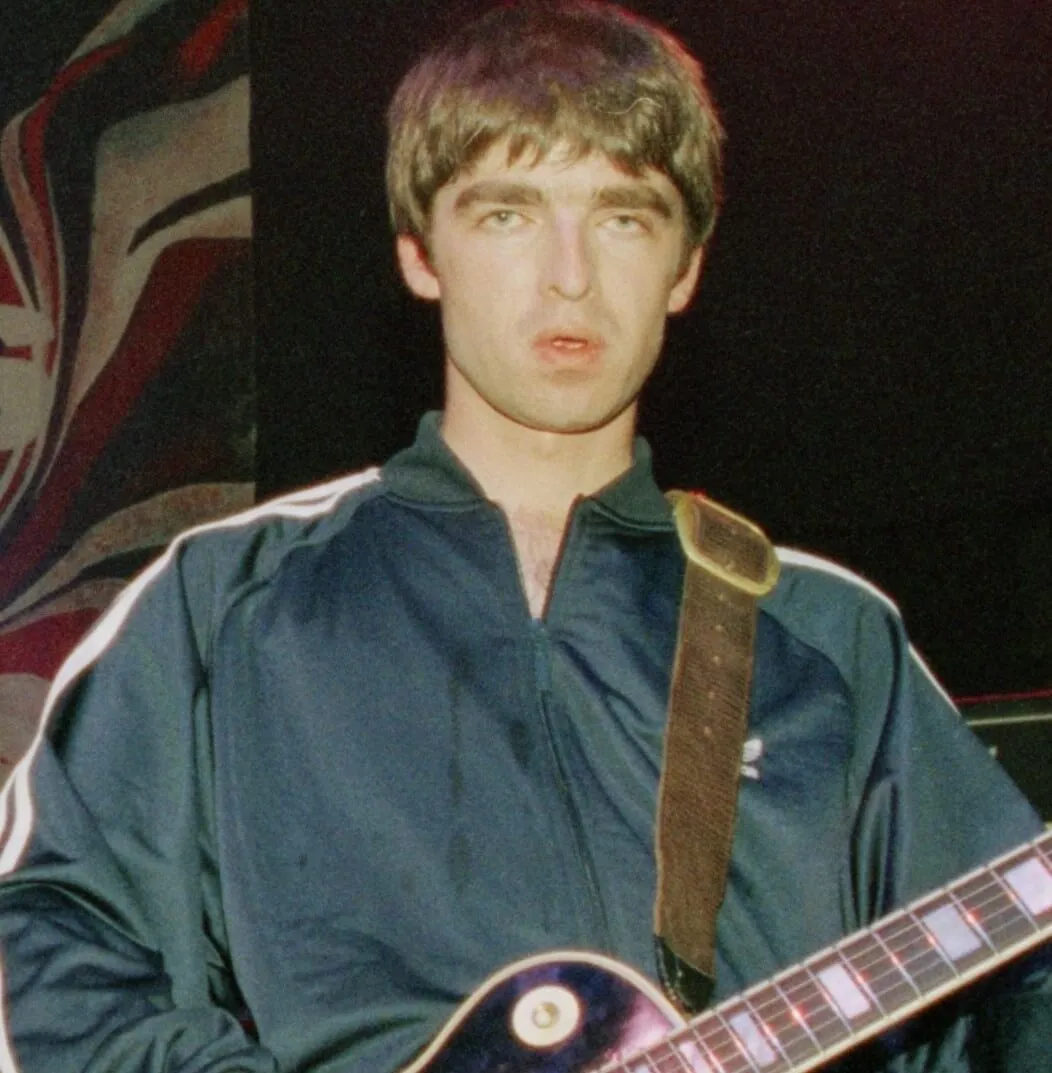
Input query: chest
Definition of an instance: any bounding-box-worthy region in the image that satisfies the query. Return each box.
[206,509,861,1066]
[505,506,566,617]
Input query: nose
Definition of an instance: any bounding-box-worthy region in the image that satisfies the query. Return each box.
[543,216,592,301]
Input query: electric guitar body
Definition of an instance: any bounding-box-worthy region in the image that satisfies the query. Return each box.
[401,951,685,1073]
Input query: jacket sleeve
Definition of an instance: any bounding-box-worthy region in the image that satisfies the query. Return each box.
[0,542,279,1073]
[841,586,1051,1071]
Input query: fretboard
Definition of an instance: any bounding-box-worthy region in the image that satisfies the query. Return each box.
[617,829,1052,1073]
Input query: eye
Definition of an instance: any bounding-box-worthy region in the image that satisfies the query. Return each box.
[480,208,527,230]
[603,213,649,235]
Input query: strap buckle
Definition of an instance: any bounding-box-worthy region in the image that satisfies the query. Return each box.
[668,491,780,597]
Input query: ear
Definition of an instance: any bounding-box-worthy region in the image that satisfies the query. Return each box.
[666,246,704,314]
[396,234,441,301]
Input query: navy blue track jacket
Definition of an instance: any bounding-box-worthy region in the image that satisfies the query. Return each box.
[0,413,1047,1072]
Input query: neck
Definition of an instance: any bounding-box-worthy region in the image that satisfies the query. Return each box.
[441,403,636,526]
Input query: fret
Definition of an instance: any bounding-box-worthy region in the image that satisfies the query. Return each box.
[676,1023,726,1073]
[690,1009,755,1073]
[716,997,789,1071]
[909,890,992,976]
[805,951,883,1035]
[717,1004,773,1073]
[637,1045,685,1073]
[645,1031,711,1073]
[743,995,793,1070]
[873,912,956,994]
[946,889,995,952]
[708,1008,766,1073]
[955,870,1030,936]
[838,930,918,1012]
[956,868,1038,951]
[621,1052,662,1073]
[822,939,887,1017]
[765,974,825,1065]
[767,966,845,1051]
[649,1053,677,1073]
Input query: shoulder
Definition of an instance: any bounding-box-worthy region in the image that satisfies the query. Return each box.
[138,467,388,610]
[761,546,954,712]
[766,546,902,624]
[176,468,385,573]
[46,468,386,702]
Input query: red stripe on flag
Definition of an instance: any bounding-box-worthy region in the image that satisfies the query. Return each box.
[0,252,24,306]
[176,0,248,83]
[17,38,130,376]
[0,239,234,605]
[0,608,100,679]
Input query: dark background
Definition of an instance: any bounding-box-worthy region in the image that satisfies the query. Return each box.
[7,1,1050,698]
[252,0,1051,698]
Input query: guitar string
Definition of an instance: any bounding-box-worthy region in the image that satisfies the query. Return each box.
[605,843,1051,1073]
[688,907,1035,1073]
[624,903,1042,1073]
[632,861,1048,1073]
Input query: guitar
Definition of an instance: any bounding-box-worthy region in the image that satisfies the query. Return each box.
[403,830,1051,1072]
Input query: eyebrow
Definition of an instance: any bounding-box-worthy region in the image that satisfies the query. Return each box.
[453,181,544,213]
[594,185,675,219]
[452,179,676,220]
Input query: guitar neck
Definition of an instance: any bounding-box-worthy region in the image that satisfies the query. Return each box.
[635,829,1052,1073]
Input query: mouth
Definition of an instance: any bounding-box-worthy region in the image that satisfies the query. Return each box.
[532,330,605,362]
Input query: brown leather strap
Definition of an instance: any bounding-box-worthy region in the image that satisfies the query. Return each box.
[655,491,780,1012]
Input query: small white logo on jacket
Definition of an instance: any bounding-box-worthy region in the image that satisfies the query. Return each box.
[740,738,763,781]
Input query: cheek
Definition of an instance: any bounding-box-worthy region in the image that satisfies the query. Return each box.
[438,271,511,348]
[610,270,676,338]
[445,252,532,319]
[439,243,506,303]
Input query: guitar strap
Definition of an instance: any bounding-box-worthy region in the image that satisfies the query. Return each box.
[654,491,780,1013]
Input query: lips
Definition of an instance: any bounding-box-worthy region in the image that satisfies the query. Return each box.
[532,329,605,362]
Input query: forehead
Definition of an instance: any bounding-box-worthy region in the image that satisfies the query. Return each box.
[437,138,684,210]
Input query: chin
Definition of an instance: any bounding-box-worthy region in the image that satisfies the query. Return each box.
[492,385,636,438]
[516,407,629,437]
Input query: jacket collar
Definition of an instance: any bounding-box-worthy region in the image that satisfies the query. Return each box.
[383,412,673,529]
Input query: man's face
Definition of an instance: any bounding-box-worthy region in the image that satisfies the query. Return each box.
[396,141,702,438]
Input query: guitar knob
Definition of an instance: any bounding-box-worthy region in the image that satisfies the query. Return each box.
[510,984,582,1049]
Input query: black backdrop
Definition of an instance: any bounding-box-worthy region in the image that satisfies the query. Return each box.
[253,0,1052,696]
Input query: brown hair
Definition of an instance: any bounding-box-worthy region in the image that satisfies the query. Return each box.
[386,1,724,250]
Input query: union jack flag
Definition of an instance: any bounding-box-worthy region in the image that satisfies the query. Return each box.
[0,0,253,774]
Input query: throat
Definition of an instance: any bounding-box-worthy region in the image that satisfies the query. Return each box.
[505,506,568,618]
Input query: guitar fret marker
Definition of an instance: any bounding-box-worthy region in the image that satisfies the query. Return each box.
[922,904,983,961]
[728,1011,778,1068]
[1003,858,1052,916]
[681,1032,720,1073]
[817,963,871,1019]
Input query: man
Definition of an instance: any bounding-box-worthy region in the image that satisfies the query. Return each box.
[0,3,1046,1071]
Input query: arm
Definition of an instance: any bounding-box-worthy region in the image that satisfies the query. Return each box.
[844,595,1050,1070]
[0,544,279,1073]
